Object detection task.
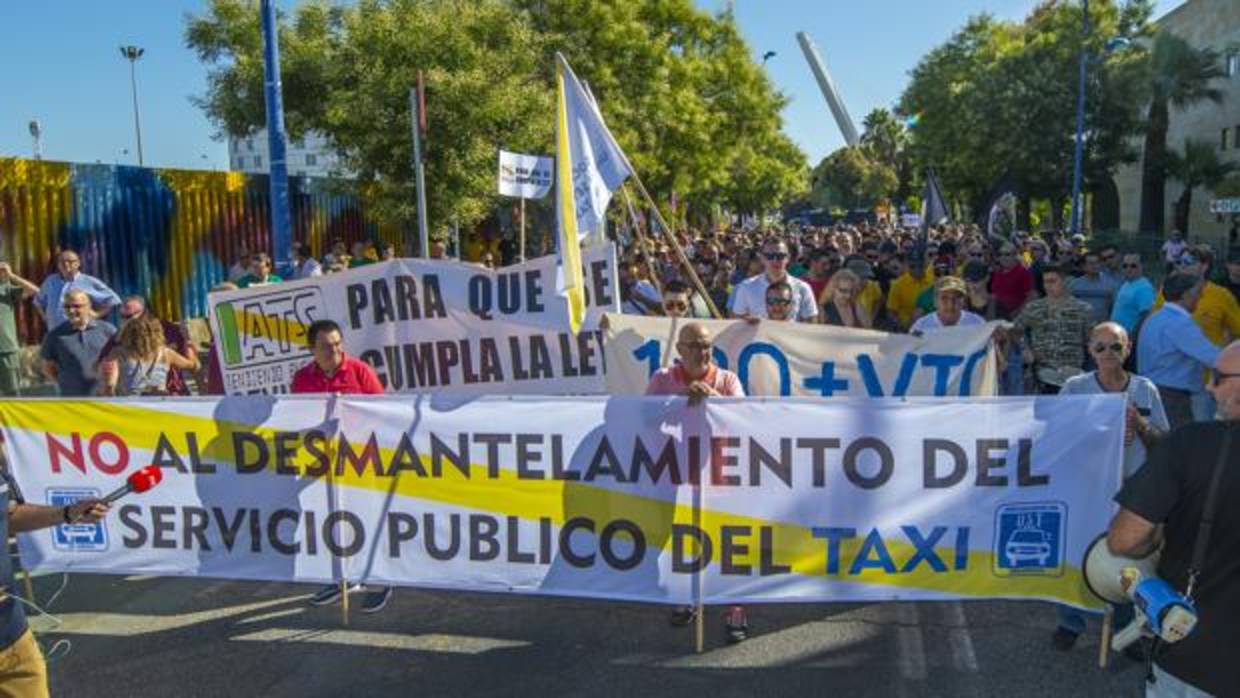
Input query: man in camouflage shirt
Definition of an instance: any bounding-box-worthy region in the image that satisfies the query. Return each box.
[1012,263,1091,392]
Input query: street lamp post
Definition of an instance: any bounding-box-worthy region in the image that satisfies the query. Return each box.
[1069,0,1090,236]
[120,45,145,166]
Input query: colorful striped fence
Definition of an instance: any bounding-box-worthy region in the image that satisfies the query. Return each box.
[0,157,399,341]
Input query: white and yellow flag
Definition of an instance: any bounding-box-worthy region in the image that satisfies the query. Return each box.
[555,53,633,332]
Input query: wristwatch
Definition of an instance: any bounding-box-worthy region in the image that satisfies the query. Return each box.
[62,505,73,524]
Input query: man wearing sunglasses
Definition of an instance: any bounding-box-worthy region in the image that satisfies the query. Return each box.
[645,322,750,643]
[765,281,795,321]
[1051,322,1168,652]
[660,280,694,319]
[728,239,817,323]
[38,289,116,396]
[1137,272,1220,429]
[1110,254,1156,335]
[1107,339,1240,697]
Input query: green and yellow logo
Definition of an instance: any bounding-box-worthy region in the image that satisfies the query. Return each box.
[213,287,324,368]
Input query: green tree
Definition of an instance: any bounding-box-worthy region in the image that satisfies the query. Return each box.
[188,0,805,235]
[899,1,1152,228]
[1165,139,1239,236]
[811,146,896,211]
[517,0,806,220]
[1137,30,1225,234]
[187,0,552,237]
[860,108,911,200]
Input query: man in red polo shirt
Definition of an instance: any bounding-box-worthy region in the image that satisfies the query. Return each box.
[292,319,389,611]
[990,242,1035,316]
[646,322,749,643]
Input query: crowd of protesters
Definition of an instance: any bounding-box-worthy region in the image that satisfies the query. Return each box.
[616,220,1238,655]
[2,223,1236,655]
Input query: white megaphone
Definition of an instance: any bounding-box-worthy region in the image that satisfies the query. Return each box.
[1082,533,1160,604]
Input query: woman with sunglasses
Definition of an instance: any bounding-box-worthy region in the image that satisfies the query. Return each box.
[1050,321,1168,652]
[819,269,870,328]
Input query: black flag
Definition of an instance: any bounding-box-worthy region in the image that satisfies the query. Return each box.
[976,171,1020,243]
[920,167,950,245]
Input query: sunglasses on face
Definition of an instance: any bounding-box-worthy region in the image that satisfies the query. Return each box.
[1092,342,1124,354]
[1122,263,1140,269]
[764,252,788,261]
[1212,370,1240,387]
[766,297,793,306]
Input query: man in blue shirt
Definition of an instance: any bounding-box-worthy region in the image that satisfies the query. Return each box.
[1110,253,1156,334]
[1068,251,1119,325]
[33,249,120,330]
[1136,271,1219,429]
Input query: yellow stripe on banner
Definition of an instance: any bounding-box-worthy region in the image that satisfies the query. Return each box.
[555,58,586,335]
[0,400,1101,608]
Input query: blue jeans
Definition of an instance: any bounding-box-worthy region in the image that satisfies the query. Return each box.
[1146,664,1214,697]
[1056,602,1134,635]
[1003,345,1024,395]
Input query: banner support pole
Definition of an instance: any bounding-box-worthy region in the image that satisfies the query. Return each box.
[693,461,704,654]
[1097,606,1112,668]
[519,197,526,263]
[322,395,349,627]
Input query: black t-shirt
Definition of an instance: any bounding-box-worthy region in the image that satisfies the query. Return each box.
[1114,422,1240,695]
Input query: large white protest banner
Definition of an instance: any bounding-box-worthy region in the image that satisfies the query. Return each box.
[208,245,618,395]
[497,150,554,199]
[604,314,999,398]
[1,394,1121,609]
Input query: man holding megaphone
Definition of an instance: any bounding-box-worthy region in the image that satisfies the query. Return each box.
[1105,341,1240,697]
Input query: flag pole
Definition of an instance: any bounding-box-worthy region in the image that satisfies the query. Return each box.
[556,52,717,319]
[518,198,527,263]
[627,175,721,319]
[621,186,663,296]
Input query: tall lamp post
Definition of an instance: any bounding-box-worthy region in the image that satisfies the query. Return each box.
[1068,0,1090,236]
[1069,2,1130,236]
[120,45,145,166]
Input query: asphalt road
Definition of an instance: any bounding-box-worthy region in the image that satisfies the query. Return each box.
[21,572,1151,698]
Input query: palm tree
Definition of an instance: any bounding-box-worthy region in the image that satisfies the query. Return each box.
[1137,31,1224,234]
[1165,139,1239,237]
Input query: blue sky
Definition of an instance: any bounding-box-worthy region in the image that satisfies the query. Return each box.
[0,0,1182,171]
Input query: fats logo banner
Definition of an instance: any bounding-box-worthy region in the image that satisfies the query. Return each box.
[208,246,618,394]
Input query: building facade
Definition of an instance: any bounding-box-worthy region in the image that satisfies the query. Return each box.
[1114,0,1240,248]
[228,129,346,178]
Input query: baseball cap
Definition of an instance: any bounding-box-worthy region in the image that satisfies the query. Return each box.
[935,276,967,295]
